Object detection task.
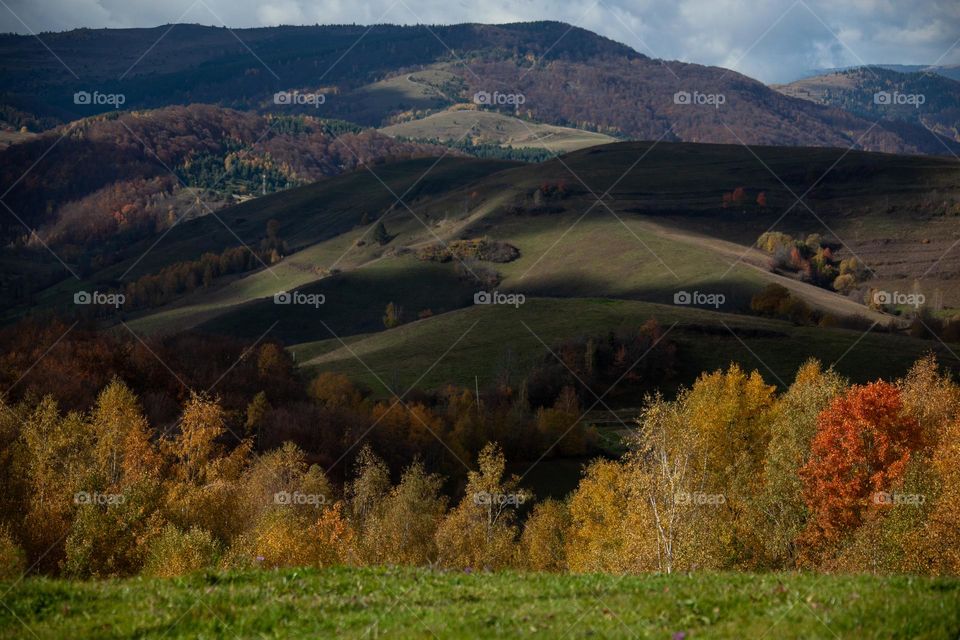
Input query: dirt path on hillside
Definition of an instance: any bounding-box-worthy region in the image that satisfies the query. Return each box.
[633,219,892,324]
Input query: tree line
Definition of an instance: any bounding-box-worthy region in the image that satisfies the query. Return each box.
[0,337,956,578]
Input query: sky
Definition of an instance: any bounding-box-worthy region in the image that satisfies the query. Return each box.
[1,0,958,83]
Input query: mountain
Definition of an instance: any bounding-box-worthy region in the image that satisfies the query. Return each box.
[1,22,957,157]
[788,64,960,84]
[774,66,960,142]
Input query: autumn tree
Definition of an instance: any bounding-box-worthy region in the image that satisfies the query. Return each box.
[435,443,527,569]
[798,382,924,563]
[228,442,347,568]
[161,393,251,542]
[758,360,847,568]
[565,459,636,573]
[364,460,448,565]
[914,416,960,573]
[62,380,165,577]
[347,445,392,562]
[14,398,92,573]
[308,372,363,409]
[521,499,570,572]
[382,302,404,329]
[245,391,271,444]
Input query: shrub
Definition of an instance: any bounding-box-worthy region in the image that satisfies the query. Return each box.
[0,526,26,580]
[756,231,796,254]
[142,524,221,577]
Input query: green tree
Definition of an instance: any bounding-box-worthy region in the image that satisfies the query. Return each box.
[373,221,391,246]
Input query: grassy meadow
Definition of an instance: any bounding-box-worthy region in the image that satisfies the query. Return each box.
[3,568,959,639]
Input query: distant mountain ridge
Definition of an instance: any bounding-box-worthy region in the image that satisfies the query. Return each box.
[0,22,957,157]
[775,66,960,143]
[788,64,960,83]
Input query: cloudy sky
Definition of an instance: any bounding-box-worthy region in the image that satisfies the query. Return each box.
[1,0,958,82]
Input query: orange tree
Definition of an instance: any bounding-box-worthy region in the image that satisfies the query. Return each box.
[798,381,923,561]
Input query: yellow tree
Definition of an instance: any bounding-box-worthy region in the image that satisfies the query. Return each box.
[228,441,345,569]
[676,365,777,568]
[308,372,363,409]
[759,360,847,568]
[63,381,165,577]
[347,445,392,563]
[915,417,960,573]
[14,397,92,573]
[435,443,527,570]
[371,460,448,565]
[521,498,570,572]
[162,392,250,542]
[629,394,699,574]
[566,459,633,573]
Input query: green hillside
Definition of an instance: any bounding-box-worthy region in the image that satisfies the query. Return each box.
[288,297,952,395]
[14,141,958,396]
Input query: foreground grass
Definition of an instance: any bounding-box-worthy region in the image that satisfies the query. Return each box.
[2,567,958,639]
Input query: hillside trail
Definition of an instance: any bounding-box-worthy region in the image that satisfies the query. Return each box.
[632,218,892,324]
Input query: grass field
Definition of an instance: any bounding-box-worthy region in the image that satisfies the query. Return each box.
[3,568,958,639]
[292,297,956,396]
[380,109,617,152]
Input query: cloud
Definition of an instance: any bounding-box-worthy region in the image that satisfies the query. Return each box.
[1,0,957,82]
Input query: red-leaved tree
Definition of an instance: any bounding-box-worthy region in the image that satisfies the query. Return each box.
[798,381,923,558]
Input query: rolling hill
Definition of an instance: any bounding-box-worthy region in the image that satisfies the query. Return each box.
[10,140,954,394]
